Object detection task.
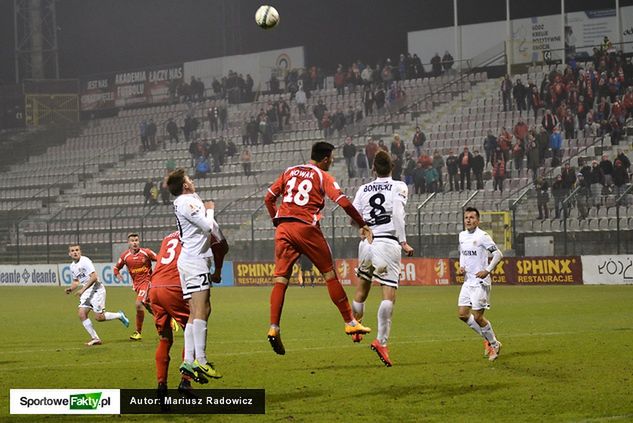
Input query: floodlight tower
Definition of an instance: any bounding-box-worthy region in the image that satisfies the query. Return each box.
[14,0,59,82]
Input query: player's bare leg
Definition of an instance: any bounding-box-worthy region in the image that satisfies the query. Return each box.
[351,276,372,343]
[371,285,396,366]
[268,276,289,355]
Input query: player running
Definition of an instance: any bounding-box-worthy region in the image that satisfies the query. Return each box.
[114,233,157,340]
[150,230,228,397]
[65,244,129,346]
[167,168,225,381]
[351,150,414,366]
[264,141,374,355]
[457,207,504,361]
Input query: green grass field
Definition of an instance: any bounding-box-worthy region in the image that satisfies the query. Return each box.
[1,285,632,422]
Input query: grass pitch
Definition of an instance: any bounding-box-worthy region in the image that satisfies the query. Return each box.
[1,285,632,422]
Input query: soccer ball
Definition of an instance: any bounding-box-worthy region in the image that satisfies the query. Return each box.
[255,5,279,29]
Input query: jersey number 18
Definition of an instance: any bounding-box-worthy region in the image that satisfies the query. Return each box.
[283,177,313,206]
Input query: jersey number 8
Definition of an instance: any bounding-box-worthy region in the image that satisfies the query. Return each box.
[283,177,313,206]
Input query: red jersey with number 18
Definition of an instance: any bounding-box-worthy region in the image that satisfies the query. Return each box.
[150,232,182,288]
[265,163,348,226]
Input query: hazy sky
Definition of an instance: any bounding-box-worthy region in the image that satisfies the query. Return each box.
[0,0,625,84]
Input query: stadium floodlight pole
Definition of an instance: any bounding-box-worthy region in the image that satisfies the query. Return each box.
[453,0,460,72]
[617,0,622,45]
[416,192,436,256]
[506,0,511,76]
[251,202,266,260]
[509,187,530,254]
[561,0,566,66]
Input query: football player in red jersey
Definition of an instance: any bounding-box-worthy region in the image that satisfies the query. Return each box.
[114,233,157,340]
[150,231,228,395]
[264,141,374,355]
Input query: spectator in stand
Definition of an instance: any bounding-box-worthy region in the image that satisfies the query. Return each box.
[458,147,473,191]
[442,51,454,73]
[343,136,357,178]
[575,173,591,220]
[381,59,394,89]
[208,106,219,132]
[374,86,386,110]
[143,179,157,206]
[616,149,630,171]
[219,104,228,131]
[501,75,513,112]
[492,148,505,193]
[356,148,369,179]
[483,131,497,168]
[413,162,426,195]
[240,147,252,177]
[613,159,630,196]
[361,65,373,86]
[166,118,179,144]
[332,108,346,137]
[246,116,258,145]
[216,137,226,166]
[536,125,549,166]
[599,154,614,188]
[321,112,332,138]
[424,164,439,193]
[160,174,171,205]
[183,114,198,142]
[165,157,176,173]
[589,160,605,209]
[363,85,374,116]
[194,155,210,179]
[526,135,540,183]
[188,140,198,167]
[551,174,566,219]
[334,65,346,96]
[403,152,416,186]
[561,162,576,190]
[550,127,563,167]
[295,87,307,115]
[411,126,426,157]
[392,153,403,181]
[432,150,445,191]
[530,86,543,120]
[146,119,157,150]
[542,109,559,135]
[472,150,484,190]
[259,116,273,145]
[365,137,378,169]
[377,139,388,153]
[446,150,459,192]
[313,99,327,130]
[226,139,237,158]
[140,120,149,151]
[497,127,511,164]
[430,53,442,77]
[536,178,550,220]
[512,139,525,176]
[513,79,527,115]
[390,134,406,161]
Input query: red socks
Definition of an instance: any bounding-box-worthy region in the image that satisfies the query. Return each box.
[136,309,144,333]
[270,282,288,326]
[325,277,353,322]
[155,338,172,384]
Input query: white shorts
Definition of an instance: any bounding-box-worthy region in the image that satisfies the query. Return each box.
[78,284,106,314]
[177,255,212,300]
[457,283,491,310]
[356,238,401,288]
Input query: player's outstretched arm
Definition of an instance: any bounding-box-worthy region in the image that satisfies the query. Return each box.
[65,280,80,294]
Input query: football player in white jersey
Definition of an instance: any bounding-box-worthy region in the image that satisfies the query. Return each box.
[65,244,129,346]
[351,150,414,366]
[167,168,224,381]
[457,207,504,361]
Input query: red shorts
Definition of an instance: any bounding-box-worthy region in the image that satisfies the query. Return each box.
[274,221,334,278]
[133,281,150,302]
[149,286,190,334]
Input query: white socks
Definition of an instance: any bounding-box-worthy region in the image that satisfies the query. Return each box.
[103,312,120,321]
[377,300,393,346]
[480,322,498,346]
[82,319,98,339]
[352,301,365,321]
[192,319,208,365]
[466,314,483,336]
[184,323,195,363]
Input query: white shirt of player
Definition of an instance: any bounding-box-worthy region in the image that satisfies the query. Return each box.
[173,193,222,258]
[352,177,408,242]
[459,227,499,286]
[70,255,101,288]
